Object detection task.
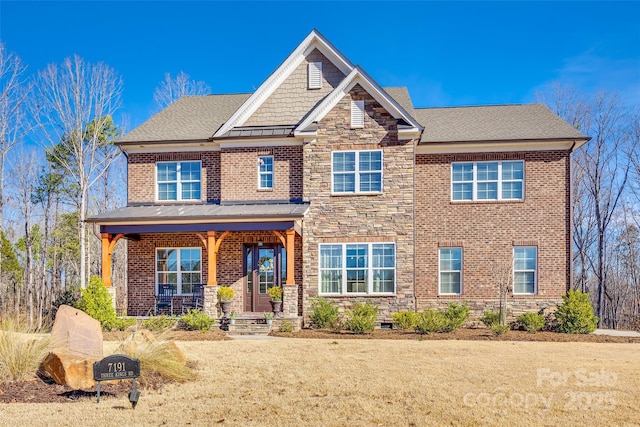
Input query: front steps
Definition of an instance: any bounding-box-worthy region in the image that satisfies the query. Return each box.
[223,316,301,336]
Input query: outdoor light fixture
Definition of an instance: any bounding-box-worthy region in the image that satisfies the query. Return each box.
[257,238,263,247]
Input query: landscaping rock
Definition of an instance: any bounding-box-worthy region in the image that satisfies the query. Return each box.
[41,350,99,390]
[50,305,103,359]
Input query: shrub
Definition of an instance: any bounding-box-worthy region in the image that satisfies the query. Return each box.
[309,297,340,329]
[480,310,501,327]
[555,290,598,334]
[111,317,138,331]
[143,315,178,333]
[179,310,216,332]
[278,320,294,333]
[345,302,378,334]
[267,286,283,301]
[414,310,448,334]
[517,312,545,333]
[443,303,470,332]
[50,288,81,318]
[217,286,235,302]
[490,323,510,336]
[75,276,118,331]
[0,319,51,381]
[391,311,417,330]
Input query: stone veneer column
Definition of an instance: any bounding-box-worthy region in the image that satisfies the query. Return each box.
[283,285,299,317]
[203,285,219,317]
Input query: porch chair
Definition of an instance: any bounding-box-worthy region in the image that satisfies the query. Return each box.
[181,283,204,313]
[154,283,174,315]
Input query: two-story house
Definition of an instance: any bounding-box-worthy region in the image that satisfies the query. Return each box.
[88,30,589,325]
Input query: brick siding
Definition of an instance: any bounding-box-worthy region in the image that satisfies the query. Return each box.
[414,150,571,315]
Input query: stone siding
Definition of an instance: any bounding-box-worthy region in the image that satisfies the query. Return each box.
[302,84,416,322]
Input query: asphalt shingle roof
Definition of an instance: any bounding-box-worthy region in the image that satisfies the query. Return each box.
[414,104,587,143]
[118,94,251,143]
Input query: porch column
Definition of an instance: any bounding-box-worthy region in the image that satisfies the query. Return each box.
[207,231,217,286]
[100,233,124,287]
[285,229,295,285]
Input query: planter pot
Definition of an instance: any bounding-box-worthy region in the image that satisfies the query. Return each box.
[266,319,273,326]
[270,300,282,316]
[220,301,232,318]
[229,318,236,325]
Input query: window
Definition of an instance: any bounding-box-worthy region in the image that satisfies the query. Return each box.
[351,100,365,128]
[156,248,202,295]
[452,161,524,201]
[157,161,201,201]
[319,243,395,294]
[332,150,382,194]
[308,61,322,89]
[513,247,537,294]
[258,156,274,189]
[439,248,462,294]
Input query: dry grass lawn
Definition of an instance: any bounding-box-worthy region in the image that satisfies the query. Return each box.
[1,338,638,426]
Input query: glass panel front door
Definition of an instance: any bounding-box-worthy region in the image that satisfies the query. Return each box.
[244,244,281,312]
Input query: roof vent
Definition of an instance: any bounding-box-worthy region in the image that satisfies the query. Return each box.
[308,61,322,89]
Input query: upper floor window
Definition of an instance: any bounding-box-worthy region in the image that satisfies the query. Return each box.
[157,161,201,201]
[319,242,395,295]
[258,156,274,189]
[351,100,365,128]
[451,160,524,201]
[439,247,462,295]
[308,61,322,89]
[513,246,537,294]
[332,150,383,194]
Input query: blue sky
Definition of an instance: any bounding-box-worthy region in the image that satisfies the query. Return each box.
[1,1,638,130]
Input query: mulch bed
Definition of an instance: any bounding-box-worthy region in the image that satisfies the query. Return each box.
[2,327,637,404]
[270,327,640,343]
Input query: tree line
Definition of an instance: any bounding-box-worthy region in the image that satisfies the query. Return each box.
[0,42,638,329]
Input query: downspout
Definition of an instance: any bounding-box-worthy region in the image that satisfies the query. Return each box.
[413,138,418,313]
[567,140,576,292]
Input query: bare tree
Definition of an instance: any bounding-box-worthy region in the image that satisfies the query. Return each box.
[6,147,41,327]
[153,71,210,110]
[31,55,123,289]
[0,42,29,277]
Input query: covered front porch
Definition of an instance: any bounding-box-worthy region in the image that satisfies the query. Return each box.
[87,203,307,319]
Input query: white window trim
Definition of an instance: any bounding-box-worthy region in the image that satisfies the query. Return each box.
[351,100,365,128]
[156,160,202,202]
[513,246,538,295]
[308,61,322,89]
[156,247,202,296]
[451,160,524,202]
[438,247,463,295]
[258,155,274,190]
[318,242,396,296]
[331,150,383,195]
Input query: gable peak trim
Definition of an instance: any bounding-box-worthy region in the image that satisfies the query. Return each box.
[213,29,354,138]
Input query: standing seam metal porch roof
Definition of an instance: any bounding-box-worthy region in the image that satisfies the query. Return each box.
[86,203,310,224]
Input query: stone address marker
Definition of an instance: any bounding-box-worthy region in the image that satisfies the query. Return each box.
[93,354,141,408]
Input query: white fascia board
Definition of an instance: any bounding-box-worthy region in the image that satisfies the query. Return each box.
[122,143,220,154]
[94,216,305,226]
[213,30,355,138]
[219,140,303,149]
[297,68,423,133]
[416,139,580,154]
[397,128,422,141]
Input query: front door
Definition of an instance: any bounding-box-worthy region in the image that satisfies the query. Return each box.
[244,245,281,312]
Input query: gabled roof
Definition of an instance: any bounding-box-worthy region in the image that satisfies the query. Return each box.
[118,94,250,144]
[294,67,422,139]
[213,29,355,138]
[415,104,588,144]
